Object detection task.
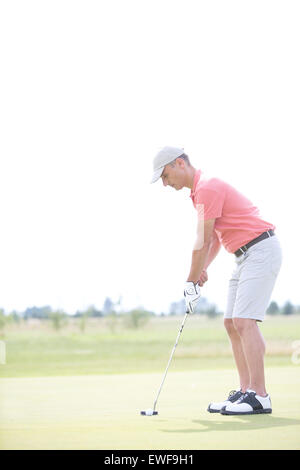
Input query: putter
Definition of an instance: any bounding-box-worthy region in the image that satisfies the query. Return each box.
[140,311,189,416]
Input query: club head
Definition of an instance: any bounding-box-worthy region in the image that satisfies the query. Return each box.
[140,409,158,416]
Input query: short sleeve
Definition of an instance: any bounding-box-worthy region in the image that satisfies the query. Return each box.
[194,188,224,220]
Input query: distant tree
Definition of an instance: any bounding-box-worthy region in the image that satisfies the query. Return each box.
[169,299,186,315]
[206,304,220,318]
[123,308,151,329]
[73,311,83,318]
[0,309,6,332]
[194,297,210,314]
[168,296,221,316]
[23,306,52,319]
[75,305,103,318]
[87,305,103,317]
[10,310,21,323]
[49,310,68,331]
[114,296,123,314]
[78,311,89,333]
[105,311,118,334]
[282,301,294,315]
[88,306,103,317]
[77,305,102,333]
[267,301,280,315]
[5,311,21,325]
[295,305,300,315]
[103,297,114,315]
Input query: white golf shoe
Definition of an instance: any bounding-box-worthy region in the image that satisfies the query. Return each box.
[220,389,272,415]
[207,389,244,413]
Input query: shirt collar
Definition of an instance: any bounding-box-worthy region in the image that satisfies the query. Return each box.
[190,169,202,200]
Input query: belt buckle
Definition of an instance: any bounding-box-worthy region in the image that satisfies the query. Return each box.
[236,246,246,257]
[239,246,247,255]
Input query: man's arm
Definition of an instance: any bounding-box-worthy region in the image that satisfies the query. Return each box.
[203,230,221,270]
[187,218,217,283]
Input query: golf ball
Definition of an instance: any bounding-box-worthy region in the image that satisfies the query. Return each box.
[145,409,154,416]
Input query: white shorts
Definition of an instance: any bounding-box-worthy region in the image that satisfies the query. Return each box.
[224,234,283,322]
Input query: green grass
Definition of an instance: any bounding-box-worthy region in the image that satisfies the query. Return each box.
[1,315,299,377]
[0,315,299,450]
[0,368,299,450]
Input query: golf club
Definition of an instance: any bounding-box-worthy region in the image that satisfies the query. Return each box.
[140,311,189,416]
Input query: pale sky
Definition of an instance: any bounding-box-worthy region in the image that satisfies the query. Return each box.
[0,0,299,315]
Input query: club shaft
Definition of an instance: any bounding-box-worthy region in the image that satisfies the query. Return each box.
[153,313,189,411]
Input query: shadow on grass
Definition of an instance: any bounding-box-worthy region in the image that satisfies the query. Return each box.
[161,415,300,433]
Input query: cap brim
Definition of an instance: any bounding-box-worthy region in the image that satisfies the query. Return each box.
[150,167,164,184]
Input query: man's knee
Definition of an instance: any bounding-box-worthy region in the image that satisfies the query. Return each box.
[232,318,256,336]
[224,318,236,335]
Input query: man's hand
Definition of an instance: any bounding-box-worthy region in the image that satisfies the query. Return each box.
[198,269,208,287]
[184,281,201,314]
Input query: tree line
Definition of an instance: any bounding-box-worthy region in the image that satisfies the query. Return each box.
[0,298,298,333]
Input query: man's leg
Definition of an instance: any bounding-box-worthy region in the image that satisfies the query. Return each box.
[207,318,247,413]
[224,318,250,392]
[232,318,267,397]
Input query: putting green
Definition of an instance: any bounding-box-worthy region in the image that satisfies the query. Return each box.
[1,367,300,450]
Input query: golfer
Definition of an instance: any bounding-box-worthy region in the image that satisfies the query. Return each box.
[151,146,282,415]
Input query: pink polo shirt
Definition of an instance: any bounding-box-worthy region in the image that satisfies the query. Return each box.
[190,169,275,254]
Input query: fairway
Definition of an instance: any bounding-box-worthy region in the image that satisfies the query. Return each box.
[2,315,300,377]
[1,315,300,449]
[1,367,300,450]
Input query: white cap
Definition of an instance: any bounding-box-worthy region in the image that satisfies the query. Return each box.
[150,146,185,184]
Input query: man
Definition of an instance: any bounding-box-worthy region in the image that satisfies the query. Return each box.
[150,146,282,415]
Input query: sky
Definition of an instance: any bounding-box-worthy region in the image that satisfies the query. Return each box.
[0,0,299,315]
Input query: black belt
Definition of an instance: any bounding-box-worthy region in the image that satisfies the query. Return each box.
[234,230,275,257]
